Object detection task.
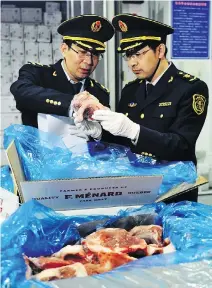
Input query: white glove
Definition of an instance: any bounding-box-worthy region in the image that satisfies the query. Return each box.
[74,116,102,140]
[64,125,89,140]
[92,110,140,140]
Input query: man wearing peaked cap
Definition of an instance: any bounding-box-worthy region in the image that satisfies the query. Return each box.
[92,14,209,203]
[11,14,114,143]
[58,15,114,52]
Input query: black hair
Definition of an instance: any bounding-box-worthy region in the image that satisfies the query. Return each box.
[147,41,168,57]
[63,39,73,48]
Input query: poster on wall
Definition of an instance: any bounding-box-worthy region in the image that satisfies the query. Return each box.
[171,1,210,59]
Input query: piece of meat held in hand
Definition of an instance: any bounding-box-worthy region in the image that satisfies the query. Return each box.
[75,99,108,122]
[129,225,163,245]
[82,228,147,254]
[32,263,88,282]
[72,92,108,122]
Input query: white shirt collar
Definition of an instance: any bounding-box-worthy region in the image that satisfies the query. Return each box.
[146,61,172,86]
[61,60,85,88]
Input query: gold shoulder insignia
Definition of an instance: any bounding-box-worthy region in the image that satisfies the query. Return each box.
[177,71,199,83]
[124,79,138,88]
[28,62,50,68]
[94,80,109,93]
[192,94,206,115]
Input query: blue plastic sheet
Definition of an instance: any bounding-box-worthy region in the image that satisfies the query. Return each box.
[1,200,212,288]
[3,124,197,196]
[0,165,14,193]
[3,124,73,181]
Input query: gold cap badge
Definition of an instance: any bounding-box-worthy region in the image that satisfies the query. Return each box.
[91,21,102,32]
[118,20,128,32]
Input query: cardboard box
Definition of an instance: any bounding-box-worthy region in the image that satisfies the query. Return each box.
[21,8,42,24]
[38,43,53,64]
[45,2,60,13]
[52,41,62,62]
[25,42,39,63]
[10,24,24,40]
[37,25,51,43]
[6,142,208,211]
[23,25,37,42]
[11,56,25,74]
[11,41,24,57]
[1,23,10,40]
[1,74,13,96]
[6,141,164,210]
[1,41,11,58]
[51,26,62,42]
[44,11,62,26]
[1,8,21,23]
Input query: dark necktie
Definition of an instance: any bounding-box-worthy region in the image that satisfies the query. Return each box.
[146,83,154,98]
[73,82,82,94]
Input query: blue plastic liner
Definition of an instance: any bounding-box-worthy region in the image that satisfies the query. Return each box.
[3,125,197,196]
[1,200,212,288]
[0,165,14,193]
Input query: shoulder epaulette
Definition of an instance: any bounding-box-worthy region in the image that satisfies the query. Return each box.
[94,80,110,93]
[177,71,199,83]
[124,78,139,88]
[27,62,51,68]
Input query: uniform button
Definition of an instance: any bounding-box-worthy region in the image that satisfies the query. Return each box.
[160,114,164,118]
[58,102,61,106]
[140,113,145,119]
[125,113,128,117]
[54,101,58,105]
[46,99,50,103]
[50,100,54,104]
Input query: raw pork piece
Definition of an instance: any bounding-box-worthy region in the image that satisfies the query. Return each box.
[82,228,147,254]
[25,245,87,273]
[52,245,86,262]
[84,252,135,275]
[129,225,163,245]
[26,256,73,270]
[32,263,88,281]
[146,240,176,256]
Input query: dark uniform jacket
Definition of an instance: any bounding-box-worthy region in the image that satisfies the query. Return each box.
[10,59,110,128]
[113,63,209,203]
[116,63,208,166]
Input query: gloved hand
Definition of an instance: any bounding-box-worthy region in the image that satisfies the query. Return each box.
[74,114,102,140]
[63,125,89,140]
[92,110,140,140]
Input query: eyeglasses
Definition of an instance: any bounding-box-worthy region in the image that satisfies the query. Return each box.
[70,46,103,61]
[123,48,151,61]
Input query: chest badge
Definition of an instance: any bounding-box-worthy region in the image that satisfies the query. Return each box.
[128,102,137,108]
[159,102,172,107]
[192,94,206,115]
[53,71,57,76]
